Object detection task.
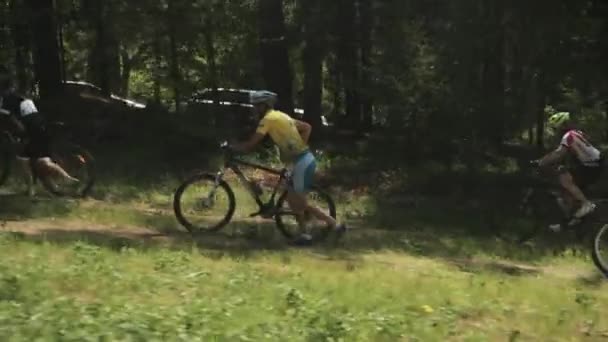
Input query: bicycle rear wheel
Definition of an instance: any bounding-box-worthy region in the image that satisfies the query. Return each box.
[40,141,95,198]
[173,173,236,233]
[591,223,608,277]
[274,187,336,244]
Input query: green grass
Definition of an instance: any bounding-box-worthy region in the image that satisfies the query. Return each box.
[0,232,606,341]
[1,144,608,340]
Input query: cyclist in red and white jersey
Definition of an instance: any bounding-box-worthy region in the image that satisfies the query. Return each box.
[537,112,603,228]
[560,130,601,167]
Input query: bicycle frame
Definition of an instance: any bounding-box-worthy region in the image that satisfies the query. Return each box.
[216,152,291,218]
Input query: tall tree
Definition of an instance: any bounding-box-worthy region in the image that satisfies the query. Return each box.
[301,0,324,136]
[359,0,373,131]
[26,0,63,98]
[258,0,294,114]
[152,27,162,105]
[335,0,361,129]
[167,0,182,112]
[86,0,120,96]
[478,0,506,145]
[9,0,30,92]
[203,14,220,110]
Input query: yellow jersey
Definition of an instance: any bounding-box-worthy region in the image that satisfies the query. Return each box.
[256,110,308,161]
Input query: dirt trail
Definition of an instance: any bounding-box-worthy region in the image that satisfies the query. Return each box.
[1,218,173,242]
[2,215,603,282]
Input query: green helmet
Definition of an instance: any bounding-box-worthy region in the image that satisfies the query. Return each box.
[547,111,570,130]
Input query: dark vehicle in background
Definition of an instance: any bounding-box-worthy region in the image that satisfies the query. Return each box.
[63,81,147,109]
[47,81,148,144]
[185,88,330,140]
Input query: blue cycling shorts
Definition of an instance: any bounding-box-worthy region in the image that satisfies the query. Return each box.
[291,151,316,193]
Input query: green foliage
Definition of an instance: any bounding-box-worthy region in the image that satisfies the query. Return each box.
[3,0,607,145]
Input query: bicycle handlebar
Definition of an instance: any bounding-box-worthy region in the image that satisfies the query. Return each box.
[219,140,237,161]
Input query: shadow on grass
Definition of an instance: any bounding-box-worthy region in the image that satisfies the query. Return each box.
[1,220,291,258]
[345,197,602,264]
[0,189,599,273]
[0,193,75,220]
[1,188,601,270]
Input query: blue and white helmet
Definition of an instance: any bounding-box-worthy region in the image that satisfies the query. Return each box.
[250,90,277,106]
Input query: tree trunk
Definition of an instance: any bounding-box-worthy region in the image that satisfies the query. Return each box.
[88,0,120,96]
[203,19,221,129]
[605,101,608,142]
[329,57,343,119]
[301,0,324,137]
[10,0,30,93]
[336,0,361,129]
[26,0,63,98]
[153,30,162,105]
[58,17,67,82]
[359,0,373,131]
[55,0,67,84]
[479,0,506,146]
[507,20,527,137]
[94,0,108,94]
[119,48,132,97]
[203,22,219,103]
[534,70,546,149]
[167,0,181,112]
[258,0,294,115]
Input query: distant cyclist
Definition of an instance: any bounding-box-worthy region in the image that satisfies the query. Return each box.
[232,90,347,245]
[0,65,78,195]
[536,111,603,230]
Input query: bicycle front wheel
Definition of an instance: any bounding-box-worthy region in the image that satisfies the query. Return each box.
[173,173,236,234]
[40,142,96,198]
[275,187,336,244]
[591,223,608,277]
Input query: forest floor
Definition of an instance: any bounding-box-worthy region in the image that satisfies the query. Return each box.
[1,168,607,340]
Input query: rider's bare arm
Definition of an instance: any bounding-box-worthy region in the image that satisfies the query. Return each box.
[0,113,25,135]
[539,146,568,167]
[294,119,311,144]
[233,132,266,153]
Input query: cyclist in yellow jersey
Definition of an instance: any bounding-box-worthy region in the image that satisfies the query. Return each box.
[233,90,347,244]
[256,109,308,162]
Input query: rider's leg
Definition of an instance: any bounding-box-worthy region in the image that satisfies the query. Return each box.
[35,157,79,183]
[559,170,595,218]
[25,137,79,184]
[285,190,307,224]
[286,190,337,228]
[16,156,34,196]
[559,171,587,203]
[287,151,342,230]
[557,188,575,217]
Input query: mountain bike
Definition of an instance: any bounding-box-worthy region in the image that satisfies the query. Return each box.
[519,161,608,277]
[173,142,336,244]
[0,121,95,197]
